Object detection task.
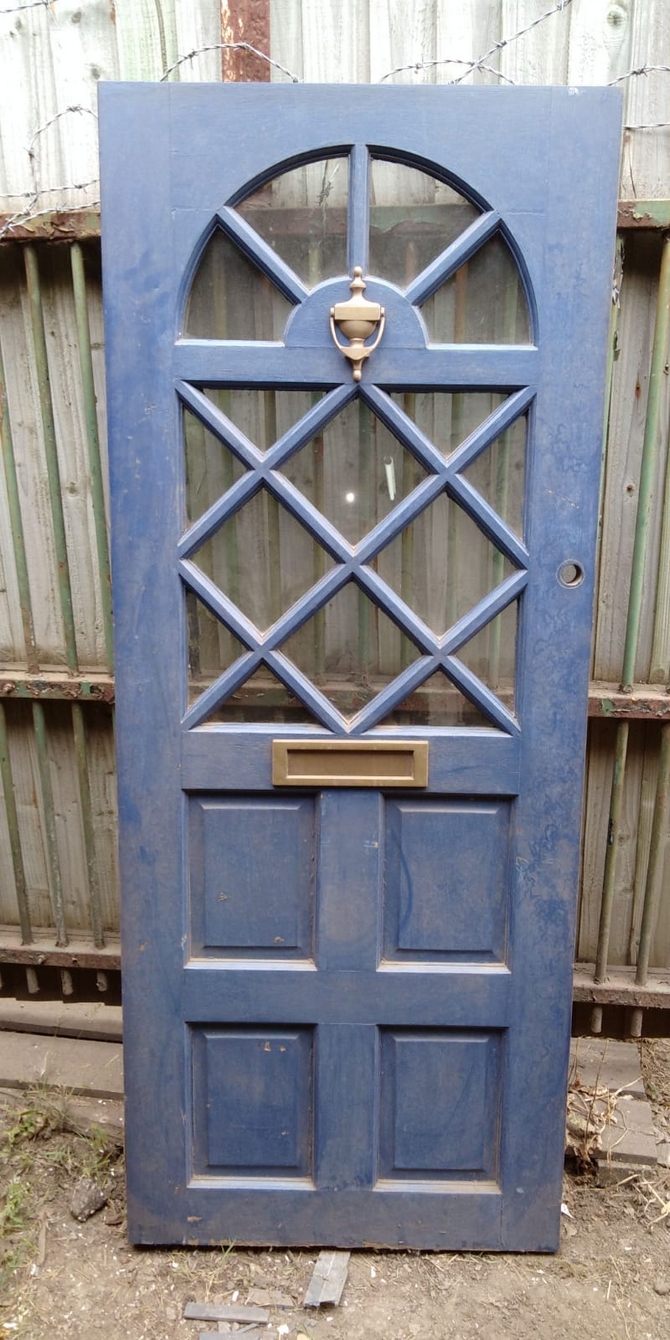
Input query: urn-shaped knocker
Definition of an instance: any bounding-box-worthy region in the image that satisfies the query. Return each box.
[330,267,386,381]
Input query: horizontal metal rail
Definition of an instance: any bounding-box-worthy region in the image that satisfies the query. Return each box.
[0,672,667,717]
[0,928,120,971]
[1,201,670,245]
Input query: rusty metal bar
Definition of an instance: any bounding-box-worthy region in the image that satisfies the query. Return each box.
[0,671,114,701]
[221,0,272,82]
[618,201,670,230]
[635,724,670,985]
[0,702,32,943]
[623,235,670,692]
[1,202,669,247]
[650,328,670,686]
[0,210,101,244]
[24,245,78,673]
[32,701,68,947]
[574,963,670,1009]
[594,238,624,603]
[594,721,629,983]
[589,684,670,719]
[0,671,660,714]
[0,338,38,670]
[585,243,622,1003]
[0,932,120,971]
[72,702,105,948]
[70,242,114,669]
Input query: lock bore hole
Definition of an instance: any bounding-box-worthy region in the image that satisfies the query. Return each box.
[558,561,584,587]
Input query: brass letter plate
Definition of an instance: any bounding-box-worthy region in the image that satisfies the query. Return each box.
[272,739,428,788]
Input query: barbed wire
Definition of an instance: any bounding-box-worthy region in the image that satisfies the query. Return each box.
[3,0,670,239]
[0,104,98,242]
[379,0,573,84]
[160,42,300,84]
[0,189,99,242]
[609,64,670,87]
[27,104,97,161]
[0,0,52,13]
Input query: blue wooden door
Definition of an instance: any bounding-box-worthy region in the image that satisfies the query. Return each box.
[100,83,620,1250]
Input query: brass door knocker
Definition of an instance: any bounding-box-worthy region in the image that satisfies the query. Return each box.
[330,268,386,381]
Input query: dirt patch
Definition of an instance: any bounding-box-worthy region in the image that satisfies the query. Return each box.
[2,1085,670,1340]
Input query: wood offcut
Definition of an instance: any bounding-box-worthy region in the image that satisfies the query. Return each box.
[183,1302,270,1323]
[304,1250,351,1307]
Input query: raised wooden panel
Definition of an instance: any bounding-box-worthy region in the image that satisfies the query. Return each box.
[190,1025,314,1179]
[383,799,510,961]
[378,1029,501,1181]
[188,796,314,957]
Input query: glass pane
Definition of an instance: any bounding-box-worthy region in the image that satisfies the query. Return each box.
[389,391,507,459]
[376,496,514,636]
[185,228,292,339]
[282,581,420,719]
[380,669,492,728]
[184,408,247,527]
[280,398,427,544]
[195,388,324,457]
[202,666,317,726]
[190,488,334,632]
[186,592,245,701]
[464,414,527,538]
[457,601,518,713]
[369,160,479,286]
[421,235,530,343]
[236,157,348,287]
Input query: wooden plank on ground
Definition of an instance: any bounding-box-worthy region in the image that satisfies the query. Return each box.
[304,1250,350,1307]
[183,1303,270,1323]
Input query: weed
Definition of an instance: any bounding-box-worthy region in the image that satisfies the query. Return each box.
[0,1179,29,1236]
[78,1123,122,1181]
[0,1087,76,1161]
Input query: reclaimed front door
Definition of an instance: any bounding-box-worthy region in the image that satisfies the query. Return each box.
[100,83,620,1250]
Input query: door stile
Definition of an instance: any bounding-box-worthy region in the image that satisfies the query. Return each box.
[497,90,622,1249]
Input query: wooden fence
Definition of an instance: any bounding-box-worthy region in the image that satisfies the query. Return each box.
[0,0,669,1029]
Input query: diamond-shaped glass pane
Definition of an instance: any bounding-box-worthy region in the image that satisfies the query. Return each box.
[194,389,325,457]
[389,391,508,459]
[191,488,334,632]
[463,415,527,539]
[282,581,421,718]
[202,666,317,726]
[185,227,292,339]
[184,408,247,527]
[370,159,479,286]
[421,234,530,343]
[280,398,428,545]
[236,156,348,287]
[457,600,518,714]
[186,592,245,704]
[380,669,492,728]
[376,495,514,637]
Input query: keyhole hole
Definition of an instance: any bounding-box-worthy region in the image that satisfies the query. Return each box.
[558,561,584,587]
